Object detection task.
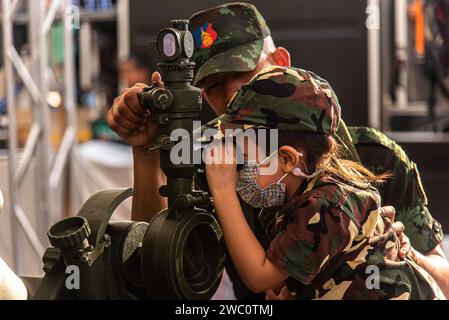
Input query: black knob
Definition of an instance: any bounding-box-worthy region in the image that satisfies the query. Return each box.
[48,216,91,249]
[138,87,152,109]
[152,88,174,110]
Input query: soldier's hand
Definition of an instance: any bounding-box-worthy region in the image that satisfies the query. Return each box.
[378,206,396,222]
[106,72,162,149]
[394,221,413,259]
[378,206,413,259]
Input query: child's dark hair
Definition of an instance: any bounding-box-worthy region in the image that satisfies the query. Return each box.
[277,131,391,187]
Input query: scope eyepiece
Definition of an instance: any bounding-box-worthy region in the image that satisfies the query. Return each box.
[155,20,194,63]
[48,216,91,249]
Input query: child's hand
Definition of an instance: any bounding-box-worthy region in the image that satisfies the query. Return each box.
[204,141,238,195]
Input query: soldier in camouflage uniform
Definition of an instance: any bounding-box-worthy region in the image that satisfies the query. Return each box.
[348,127,444,254]
[204,66,445,299]
[106,2,448,299]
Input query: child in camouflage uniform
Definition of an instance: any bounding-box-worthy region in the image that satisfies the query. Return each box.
[204,66,445,300]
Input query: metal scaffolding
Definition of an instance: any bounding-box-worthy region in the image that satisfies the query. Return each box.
[2,0,76,274]
[380,0,449,135]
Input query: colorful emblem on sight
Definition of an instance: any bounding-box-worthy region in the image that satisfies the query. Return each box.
[193,23,218,49]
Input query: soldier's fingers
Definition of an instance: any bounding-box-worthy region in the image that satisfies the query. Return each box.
[123,87,149,116]
[106,106,116,127]
[115,99,147,124]
[112,105,141,132]
[392,221,405,237]
[399,233,411,258]
[151,72,162,84]
[379,206,396,222]
[399,242,411,259]
[120,83,146,95]
[108,116,134,137]
[134,82,148,89]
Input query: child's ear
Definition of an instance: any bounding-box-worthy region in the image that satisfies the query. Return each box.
[279,146,301,172]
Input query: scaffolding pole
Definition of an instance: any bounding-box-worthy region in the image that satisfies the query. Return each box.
[367,0,382,130]
[2,0,77,273]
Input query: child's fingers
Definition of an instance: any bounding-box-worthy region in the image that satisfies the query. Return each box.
[204,141,221,165]
[223,142,237,164]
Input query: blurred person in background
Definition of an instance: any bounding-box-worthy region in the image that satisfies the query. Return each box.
[94,53,154,141]
[120,53,154,88]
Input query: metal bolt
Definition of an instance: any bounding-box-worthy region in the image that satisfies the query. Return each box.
[158,94,169,106]
[179,196,189,208]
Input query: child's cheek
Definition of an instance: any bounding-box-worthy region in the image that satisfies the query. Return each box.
[256,175,276,189]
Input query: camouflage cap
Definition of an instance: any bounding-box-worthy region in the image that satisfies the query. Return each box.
[200,66,341,138]
[189,2,271,86]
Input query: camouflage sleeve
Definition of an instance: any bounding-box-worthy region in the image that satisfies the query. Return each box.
[266,197,351,285]
[350,127,444,254]
[385,161,444,254]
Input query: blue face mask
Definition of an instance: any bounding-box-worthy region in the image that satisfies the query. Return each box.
[236,151,289,208]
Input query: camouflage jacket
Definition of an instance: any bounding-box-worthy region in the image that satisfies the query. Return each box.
[262,174,444,300]
[348,127,444,254]
[220,124,446,300]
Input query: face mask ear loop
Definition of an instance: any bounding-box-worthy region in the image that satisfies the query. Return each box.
[292,151,324,179]
[296,151,310,174]
[276,172,289,184]
[262,150,289,184]
[258,150,279,167]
